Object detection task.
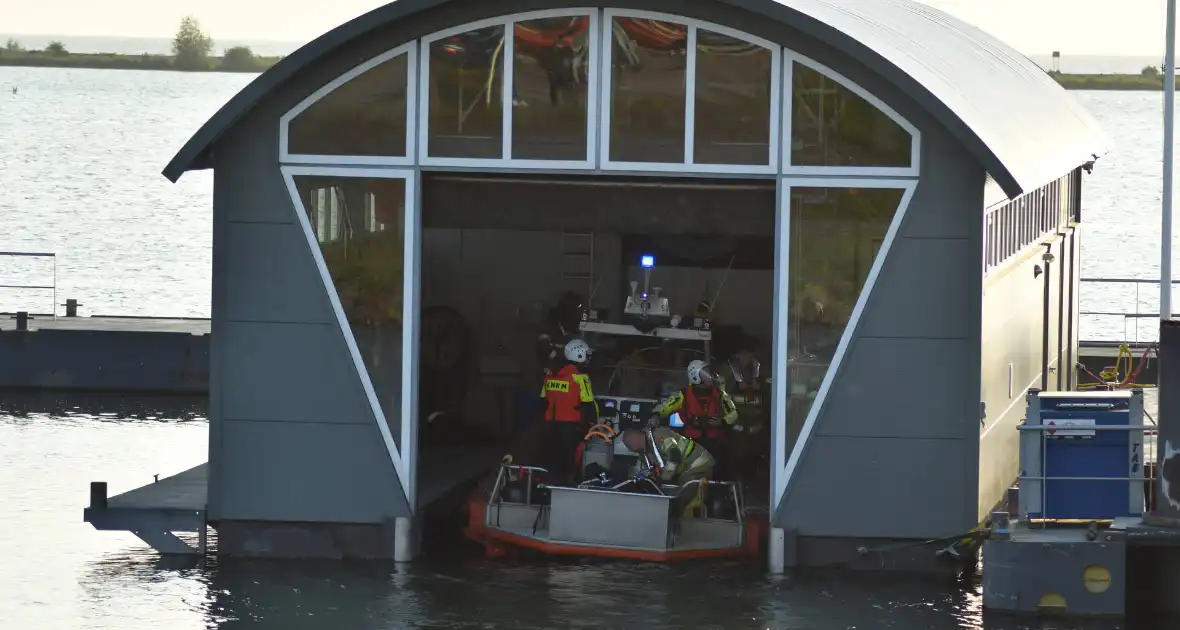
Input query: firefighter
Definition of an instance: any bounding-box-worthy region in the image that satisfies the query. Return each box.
[538,338,598,484]
[655,360,740,479]
[621,427,714,517]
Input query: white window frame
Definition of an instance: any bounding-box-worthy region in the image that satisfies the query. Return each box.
[782,51,921,177]
[279,165,421,509]
[418,9,601,170]
[599,9,781,175]
[771,178,917,509]
[279,42,418,166]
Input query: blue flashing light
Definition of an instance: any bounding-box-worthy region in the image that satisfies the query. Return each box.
[641,255,655,268]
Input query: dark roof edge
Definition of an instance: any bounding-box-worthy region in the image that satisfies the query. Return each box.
[161,0,445,183]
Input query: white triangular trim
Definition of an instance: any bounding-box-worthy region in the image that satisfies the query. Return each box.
[280,165,414,503]
[774,180,918,509]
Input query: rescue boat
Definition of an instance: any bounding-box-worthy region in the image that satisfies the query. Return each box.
[462,423,766,562]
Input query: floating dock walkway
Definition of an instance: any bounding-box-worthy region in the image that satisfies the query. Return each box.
[0,313,209,393]
[83,445,505,557]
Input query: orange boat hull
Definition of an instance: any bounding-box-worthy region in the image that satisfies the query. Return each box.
[462,489,767,562]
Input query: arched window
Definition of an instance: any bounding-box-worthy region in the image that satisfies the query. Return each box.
[784,53,920,176]
[281,42,417,165]
[277,9,920,178]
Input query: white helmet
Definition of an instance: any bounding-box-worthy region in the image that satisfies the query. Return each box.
[686,360,712,386]
[564,338,592,364]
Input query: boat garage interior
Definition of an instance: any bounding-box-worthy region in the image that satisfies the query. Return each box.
[147,0,1107,570]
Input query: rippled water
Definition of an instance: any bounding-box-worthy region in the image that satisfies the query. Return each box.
[0,67,1176,629]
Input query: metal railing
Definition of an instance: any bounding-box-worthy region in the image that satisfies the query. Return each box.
[0,251,56,317]
[1017,421,1154,521]
[1080,277,1180,344]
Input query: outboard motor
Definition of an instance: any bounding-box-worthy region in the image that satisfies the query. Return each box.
[581,422,620,479]
[582,431,614,479]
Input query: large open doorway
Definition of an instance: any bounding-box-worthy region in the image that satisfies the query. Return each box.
[416,172,776,554]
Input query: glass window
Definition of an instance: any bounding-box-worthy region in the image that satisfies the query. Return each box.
[511,16,593,161]
[608,17,687,163]
[293,175,408,448]
[426,25,506,159]
[288,53,409,157]
[786,187,904,452]
[791,64,912,168]
[693,29,773,165]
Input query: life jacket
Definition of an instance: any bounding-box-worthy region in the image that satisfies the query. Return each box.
[543,363,584,423]
[682,386,725,440]
[652,427,713,478]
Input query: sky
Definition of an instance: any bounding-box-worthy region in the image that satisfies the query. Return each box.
[0,0,1172,56]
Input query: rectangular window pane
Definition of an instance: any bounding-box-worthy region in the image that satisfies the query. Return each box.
[288,52,409,157]
[608,17,687,163]
[511,16,592,161]
[693,29,772,165]
[786,187,905,454]
[427,25,506,159]
[294,175,409,450]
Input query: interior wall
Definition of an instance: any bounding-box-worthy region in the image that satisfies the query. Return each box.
[622,265,775,354]
[421,227,774,430]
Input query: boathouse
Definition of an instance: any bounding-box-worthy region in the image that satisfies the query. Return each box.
[139,0,1106,568]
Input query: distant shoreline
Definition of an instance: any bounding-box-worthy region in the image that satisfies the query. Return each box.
[0,52,1174,90]
[0,50,282,74]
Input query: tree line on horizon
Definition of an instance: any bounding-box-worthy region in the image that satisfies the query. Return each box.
[1,16,264,72]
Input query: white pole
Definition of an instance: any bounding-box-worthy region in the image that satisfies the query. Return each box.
[1163,0,1177,321]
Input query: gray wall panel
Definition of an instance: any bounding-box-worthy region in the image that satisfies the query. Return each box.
[782,436,968,538]
[224,222,337,325]
[221,320,371,424]
[817,337,973,440]
[978,237,1064,520]
[859,238,973,340]
[208,131,408,520]
[218,419,406,522]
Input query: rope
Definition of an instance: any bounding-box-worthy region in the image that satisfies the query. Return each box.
[1076,342,1157,391]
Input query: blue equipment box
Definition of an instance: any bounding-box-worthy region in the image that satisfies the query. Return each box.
[1018,389,1145,520]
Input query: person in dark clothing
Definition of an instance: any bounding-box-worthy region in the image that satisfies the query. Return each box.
[535,292,585,375]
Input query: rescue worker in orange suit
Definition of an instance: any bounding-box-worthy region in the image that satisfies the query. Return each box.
[655,360,741,479]
[538,338,599,484]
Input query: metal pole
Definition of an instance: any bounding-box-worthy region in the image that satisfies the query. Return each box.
[1163,0,1177,321]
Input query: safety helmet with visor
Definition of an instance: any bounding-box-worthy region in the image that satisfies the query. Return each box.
[564,338,592,364]
[686,359,714,387]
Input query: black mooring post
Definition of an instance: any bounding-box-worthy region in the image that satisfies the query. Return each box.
[13,311,30,331]
[1156,320,1180,521]
[89,481,108,510]
[63,299,80,317]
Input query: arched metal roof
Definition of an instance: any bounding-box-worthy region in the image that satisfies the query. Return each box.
[162,0,1109,198]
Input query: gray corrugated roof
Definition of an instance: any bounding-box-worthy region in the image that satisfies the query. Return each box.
[162,0,1109,198]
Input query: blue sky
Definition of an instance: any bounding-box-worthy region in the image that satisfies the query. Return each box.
[0,0,1171,56]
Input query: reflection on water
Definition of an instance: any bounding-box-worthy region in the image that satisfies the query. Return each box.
[0,390,207,422]
[2,392,1168,629]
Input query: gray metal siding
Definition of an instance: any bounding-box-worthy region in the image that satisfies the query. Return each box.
[218,420,401,523]
[209,115,408,523]
[777,110,984,539]
[207,168,228,520]
[978,243,1063,520]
